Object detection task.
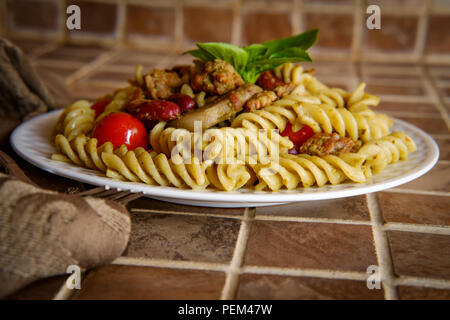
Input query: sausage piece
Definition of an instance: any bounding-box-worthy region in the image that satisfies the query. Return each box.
[169,83,262,131]
[299,132,359,157]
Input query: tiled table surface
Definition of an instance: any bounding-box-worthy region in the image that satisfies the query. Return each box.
[3,38,450,300]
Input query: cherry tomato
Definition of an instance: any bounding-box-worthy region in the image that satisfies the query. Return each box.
[92,112,148,150]
[281,123,314,150]
[256,71,284,91]
[91,98,112,118]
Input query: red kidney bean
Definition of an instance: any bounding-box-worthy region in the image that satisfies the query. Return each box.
[168,93,196,113]
[134,100,181,122]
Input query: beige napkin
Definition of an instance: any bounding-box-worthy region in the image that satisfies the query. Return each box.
[0,173,132,298]
[0,39,131,298]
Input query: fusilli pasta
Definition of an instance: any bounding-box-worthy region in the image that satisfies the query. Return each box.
[149,121,294,164]
[232,93,392,142]
[53,100,95,141]
[51,134,113,171]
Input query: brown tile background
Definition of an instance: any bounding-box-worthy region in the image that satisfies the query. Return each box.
[126,5,175,41]
[388,231,450,279]
[255,196,370,221]
[303,13,354,51]
[2,0,450,301]
[244,221,377,271]
[378,192,450,226]
[237,274,384,300]
[72,265,225,300]
[242,12,292,45]
[4,275,67,300]
[2,0,450,62]
[362,15,418,53]
[183,6,234,45]
[6,0,60,32]
[125,212,241,263]
[398,162,450,193]
[425,15,450,54]
[398,286,450,299]
[69,1,118,36]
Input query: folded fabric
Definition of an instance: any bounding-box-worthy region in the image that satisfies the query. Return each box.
[0,173,131,298]
[0,38,56,120]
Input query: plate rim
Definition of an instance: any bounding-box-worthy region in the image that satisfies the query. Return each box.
[10,109,440,204]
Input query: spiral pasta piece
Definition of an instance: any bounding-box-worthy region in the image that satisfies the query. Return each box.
[149,122,293,165]
[53,100,95,141]
[346,83,380,113]
[274,63,381,111]
[275,63,347,107]
[206,162,254,191]
[135,64,144,86]
[51,134,113,171]
[180,84,207,107]
[253,152,367,191]
[358,131,417,178]
[101,147,212,190]
[96,86,138,121]
[232,94,392,142]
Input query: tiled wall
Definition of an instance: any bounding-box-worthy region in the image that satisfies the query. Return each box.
[1,0,450,63]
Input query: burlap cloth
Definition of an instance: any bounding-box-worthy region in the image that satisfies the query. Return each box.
[0,38,132,298]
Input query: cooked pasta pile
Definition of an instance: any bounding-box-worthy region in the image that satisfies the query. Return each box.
[51,62,416,192]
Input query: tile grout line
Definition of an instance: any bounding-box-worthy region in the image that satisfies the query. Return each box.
[174,0,183,51]
[112,256,228,272]
[254,214,372,225]
[243,265,368,281]
[28,43,60,60]
[350,0,363,62]
[395,276,450,290]
[421,66,450,132]
[220,207,255,300]
[413,0,430,61]
[131,208,449,235]
[387,188,450,197]
[131,208,245,220]
[291,0,302,35]
[52,271,87,300]
[230,0,241,46]
[88,257,450,291]
[116,0,127,46]
[65,49,123,85]
[383,222,450,236]
[366,193,399,300]
[131,208,373,225]
[53,282,74,300]
[32,59,86,69]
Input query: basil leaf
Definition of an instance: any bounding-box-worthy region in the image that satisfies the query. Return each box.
[269,47,312,60]
[262,29,318,56]
[185,29,318,83]
[184,48,215,61]
[248,57,311,67]
[243,44,268,63]
[196,42,248,73]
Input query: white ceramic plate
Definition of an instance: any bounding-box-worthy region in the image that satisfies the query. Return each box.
[10,110,439,207]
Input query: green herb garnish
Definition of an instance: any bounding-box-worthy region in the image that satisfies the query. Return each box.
[185,29,318,83]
